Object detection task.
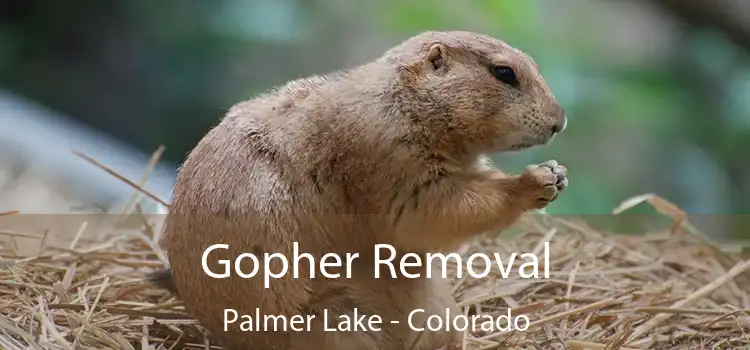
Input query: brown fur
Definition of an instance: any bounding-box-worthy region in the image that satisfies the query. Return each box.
[149,31,568,350]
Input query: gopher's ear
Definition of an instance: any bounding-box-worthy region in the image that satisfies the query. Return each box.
[424,43,447,71]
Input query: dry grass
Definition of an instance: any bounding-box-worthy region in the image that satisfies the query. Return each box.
[0,152,749,349]
[1,203,749,350]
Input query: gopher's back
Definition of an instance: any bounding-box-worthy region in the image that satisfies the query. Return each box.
[158,75,399,349]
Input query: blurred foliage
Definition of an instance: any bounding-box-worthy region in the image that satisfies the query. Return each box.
[1,0,750,236]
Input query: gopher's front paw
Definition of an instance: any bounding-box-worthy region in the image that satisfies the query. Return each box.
[518,160,568,209]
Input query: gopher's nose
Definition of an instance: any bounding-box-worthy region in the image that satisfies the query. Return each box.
[551,105,567,134]
[553,115,567,134]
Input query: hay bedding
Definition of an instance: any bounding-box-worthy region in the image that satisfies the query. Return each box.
[1,159,749,350]
[1,203,749,350]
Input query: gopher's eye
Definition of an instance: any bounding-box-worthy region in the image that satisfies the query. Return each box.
[491,65,518,87]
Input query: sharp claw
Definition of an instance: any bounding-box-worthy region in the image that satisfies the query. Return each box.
[557,177,569,189]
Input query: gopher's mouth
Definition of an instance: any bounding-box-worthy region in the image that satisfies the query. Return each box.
[506,133,556,151]
[508,143,534,150]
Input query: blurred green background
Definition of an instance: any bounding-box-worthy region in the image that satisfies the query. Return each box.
[1,0,749,234]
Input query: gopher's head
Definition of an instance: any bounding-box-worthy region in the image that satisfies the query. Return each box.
[383,30,567,155]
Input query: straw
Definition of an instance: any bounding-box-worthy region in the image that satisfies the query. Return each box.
[1,151,748,349]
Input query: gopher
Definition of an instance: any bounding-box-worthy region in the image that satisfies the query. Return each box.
[148,30,568,350]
